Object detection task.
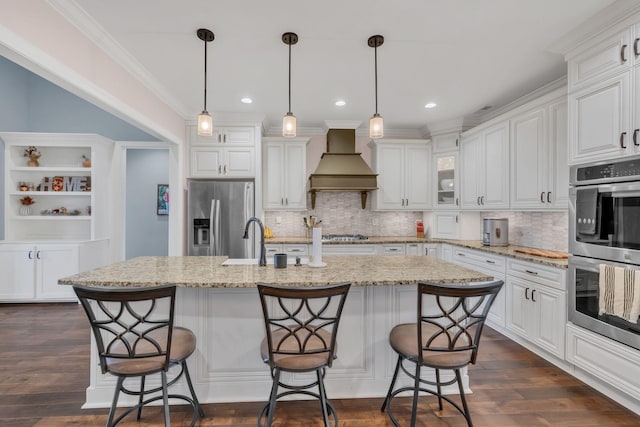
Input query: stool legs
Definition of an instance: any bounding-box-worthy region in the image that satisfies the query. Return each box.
[182,360,205,418]
[381,355,402,413]
[409,363,421,427]
[455,369,473,427]
[435,368,443,411]
[136,376,146,420]
[316,368,330,427]
[263,368,281,427]
[106,377,124,427]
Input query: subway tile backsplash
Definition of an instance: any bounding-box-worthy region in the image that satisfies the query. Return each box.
[263,193,568,252]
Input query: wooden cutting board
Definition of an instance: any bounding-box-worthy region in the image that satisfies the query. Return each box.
[515,248,568,259]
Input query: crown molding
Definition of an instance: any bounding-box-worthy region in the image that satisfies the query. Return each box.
[47,0,190,118]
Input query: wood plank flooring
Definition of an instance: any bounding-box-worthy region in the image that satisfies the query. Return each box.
[1,302,639,426]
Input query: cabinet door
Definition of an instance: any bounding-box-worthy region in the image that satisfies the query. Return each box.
[404,145,430,209]
[191,147,222,177]
[482,122,509,209]
[548,100,569,208]
[431,212,459,239]
[406,243,423,256]
[35,245,78,301]
[224,148,254,177]
[506,277,532,339]
[569,73,630,164]
[511,108,545,208]
[375,145,404,209]
[434,153,457,209]
[263,144,285,209]
[632,66,640,155]
[283,144,307,209]
[460,134,481,209]
[220,127,254,145]
[531,285,565,358]
[0,245,35,300]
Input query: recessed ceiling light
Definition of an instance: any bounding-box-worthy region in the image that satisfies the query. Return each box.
[241,97,253,104]
[424,102,437,109]
[335,100,346,107]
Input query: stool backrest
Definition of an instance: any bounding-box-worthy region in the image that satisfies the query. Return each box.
[417,281,503,365]
[73,285,176,375]
[258,282,351,369]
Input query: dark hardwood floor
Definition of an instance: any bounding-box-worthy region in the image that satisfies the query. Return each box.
[1,302,639,426]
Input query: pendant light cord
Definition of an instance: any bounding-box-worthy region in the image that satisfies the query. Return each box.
[288,41,292,114]
[203,38,208,111]
[374,43,378,115]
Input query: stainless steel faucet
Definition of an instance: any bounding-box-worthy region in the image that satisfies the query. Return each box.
[243,217,266,266]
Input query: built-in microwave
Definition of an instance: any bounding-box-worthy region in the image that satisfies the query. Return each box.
[569,156,640,265]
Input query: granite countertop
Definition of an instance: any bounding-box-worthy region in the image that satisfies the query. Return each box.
[265,236,569,268]
[59,255,492,289]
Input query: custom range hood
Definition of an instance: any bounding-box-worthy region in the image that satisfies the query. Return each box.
[308,128,378,209]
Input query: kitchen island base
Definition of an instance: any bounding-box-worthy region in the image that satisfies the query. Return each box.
[82,285,473,408]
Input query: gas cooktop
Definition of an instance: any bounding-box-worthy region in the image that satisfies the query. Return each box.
[321,234,369,242]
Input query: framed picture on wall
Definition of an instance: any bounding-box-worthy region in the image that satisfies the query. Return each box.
[157,184,169,215]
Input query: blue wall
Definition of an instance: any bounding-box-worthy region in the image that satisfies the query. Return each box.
[125,149,169,259]
[0,55,163,243]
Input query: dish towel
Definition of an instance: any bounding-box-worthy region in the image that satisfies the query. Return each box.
[599,264,640,323]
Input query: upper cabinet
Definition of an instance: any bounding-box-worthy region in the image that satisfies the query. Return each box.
[188,126,256,178]
[1,132,112,241]
[262,137,309,210]
[460,122,509,210]
[433,152,458,209]
[370,139,431,210]
[567,22,640,163]
[510,96,568,209]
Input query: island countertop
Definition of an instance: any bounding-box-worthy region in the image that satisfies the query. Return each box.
[59,255,492,288]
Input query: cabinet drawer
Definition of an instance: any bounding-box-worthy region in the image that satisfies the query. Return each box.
[323,245,377,255]
[381,244,405,255]
[507,259,566,291]
[265,245,282,256]
[284,244,308,256]
[452,247,505,273]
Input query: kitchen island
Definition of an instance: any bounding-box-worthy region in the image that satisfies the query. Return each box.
[60,255,492,408]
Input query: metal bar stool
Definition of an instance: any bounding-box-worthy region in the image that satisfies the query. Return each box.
[381,280,504,427]
[74,284,204,427]
[256,282,351,427]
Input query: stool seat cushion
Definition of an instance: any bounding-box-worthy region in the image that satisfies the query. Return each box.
[260,327,333,371]
[389,323,472,369]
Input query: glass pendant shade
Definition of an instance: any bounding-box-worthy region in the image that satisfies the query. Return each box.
[198,111,213,137]
[283,112,297,137]
[369,114,384,139]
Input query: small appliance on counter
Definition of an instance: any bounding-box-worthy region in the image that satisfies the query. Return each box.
[482,218,509,246]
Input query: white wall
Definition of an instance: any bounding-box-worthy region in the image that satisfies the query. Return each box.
[125,149,169,259]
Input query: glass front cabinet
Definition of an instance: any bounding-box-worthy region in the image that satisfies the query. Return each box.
[433,152,458,209]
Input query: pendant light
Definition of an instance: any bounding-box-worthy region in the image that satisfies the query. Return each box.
[282,32,298,137]
[368,35,384,139]
[197,28,215,137]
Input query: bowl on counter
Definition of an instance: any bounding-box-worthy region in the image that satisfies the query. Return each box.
[440,179,454,190]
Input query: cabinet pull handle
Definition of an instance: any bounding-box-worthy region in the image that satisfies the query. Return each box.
[455,197,459,206]
[480,196,484,205]
[223,165,227,174]
[218,134,222,143]
[620,132,627,149]
[621,44,628,63]
[28,250,33,260]
[223,134,227,143]
[455,138,459,147]
[477,196,480,205]
[285,197,288,205]
[485,259,496,264]
[634,129,640,146]
[635,38,640,57]
[525,269,538,275]
[218,165,222,174]
[36,251,41,260]
[281,198,284,205]
[457,252,465,257]
[405,198,408,206]
[547,192,552,203]
[455,215,459,223]
[531,289,536,302]
[540,192,545,203]
[525,287,530,300]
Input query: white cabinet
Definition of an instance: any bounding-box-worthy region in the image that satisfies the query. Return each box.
[262,137,309,210]
[433,152,458,209]
[431,132,460,153]
[188,126,256,178]
[0,240,108,302]
[406,242,423,256]
[450,247,506,329]
[1,132,111,241]
[370,139,431,210]
[431,211,459,239]
[380,244,405,256]
[566,23,640,164]
[510,97,568,209]
[460,122,509,210]
[505,259,566,359]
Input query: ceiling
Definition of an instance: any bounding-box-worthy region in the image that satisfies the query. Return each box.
[62,0,615,135]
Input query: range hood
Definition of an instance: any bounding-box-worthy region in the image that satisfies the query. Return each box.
[308,128,378,209]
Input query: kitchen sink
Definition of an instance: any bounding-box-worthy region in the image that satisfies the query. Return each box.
[222,257,309,266]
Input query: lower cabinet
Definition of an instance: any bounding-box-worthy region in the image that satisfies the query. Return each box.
[0,240,109,302]
[505,259,566,359]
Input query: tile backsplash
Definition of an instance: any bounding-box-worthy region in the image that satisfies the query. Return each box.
[481,211,568,252]
[263,192,568,252]
[264,192,423,237]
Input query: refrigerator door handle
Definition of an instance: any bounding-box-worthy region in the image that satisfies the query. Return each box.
[210,199,221,256]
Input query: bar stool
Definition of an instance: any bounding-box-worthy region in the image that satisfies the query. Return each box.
[257,282,351,427]
[73,284,204,427]
[381,280,503,427]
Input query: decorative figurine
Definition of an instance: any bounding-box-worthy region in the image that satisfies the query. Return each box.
[24,146,41,167]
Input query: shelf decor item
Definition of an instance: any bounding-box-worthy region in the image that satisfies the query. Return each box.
[24,146,41,167]
[19,196,35,216]
[82,155,91,168]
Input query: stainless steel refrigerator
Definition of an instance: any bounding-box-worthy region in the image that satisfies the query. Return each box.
[187,179,255,257]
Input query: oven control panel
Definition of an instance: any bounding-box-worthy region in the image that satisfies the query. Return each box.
[575,158,640,184]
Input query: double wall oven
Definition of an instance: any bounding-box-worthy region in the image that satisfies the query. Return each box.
[569,156,640,351]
